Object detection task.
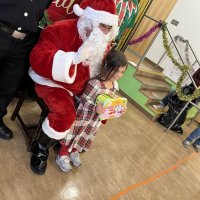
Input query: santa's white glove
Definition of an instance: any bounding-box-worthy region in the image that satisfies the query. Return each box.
[73,42,91,65]
[73,28,108,65]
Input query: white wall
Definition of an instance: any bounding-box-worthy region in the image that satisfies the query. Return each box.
[146,0,200,67]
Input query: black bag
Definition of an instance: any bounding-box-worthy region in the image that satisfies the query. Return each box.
[158,84,195,134]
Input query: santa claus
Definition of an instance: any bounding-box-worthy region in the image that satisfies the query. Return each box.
[29,0,119,175]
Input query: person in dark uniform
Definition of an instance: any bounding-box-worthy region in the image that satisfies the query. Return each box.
[0,0,52,140]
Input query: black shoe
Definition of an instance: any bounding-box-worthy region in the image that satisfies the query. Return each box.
[30,143,49,175]
[193,143,200,152]
[170,126,183,134]
[0,121,13,140]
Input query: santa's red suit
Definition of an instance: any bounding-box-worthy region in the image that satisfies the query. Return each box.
[29,0,118,176]
[29,1,119,140]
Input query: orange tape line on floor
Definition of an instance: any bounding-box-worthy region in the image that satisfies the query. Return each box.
[110,152,197,200]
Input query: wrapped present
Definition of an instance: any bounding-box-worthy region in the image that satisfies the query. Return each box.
[96,94,127,120]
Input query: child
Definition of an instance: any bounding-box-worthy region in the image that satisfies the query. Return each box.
[183,126,200,152]
[55,50,128,172]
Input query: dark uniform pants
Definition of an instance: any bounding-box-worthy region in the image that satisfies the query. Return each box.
[0,30,37,118]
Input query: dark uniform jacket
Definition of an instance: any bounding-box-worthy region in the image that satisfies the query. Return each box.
[0,0,52,32]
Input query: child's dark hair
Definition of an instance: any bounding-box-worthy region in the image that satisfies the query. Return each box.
[98,50,128,81]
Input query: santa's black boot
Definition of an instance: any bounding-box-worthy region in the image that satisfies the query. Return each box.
[30,131,55,175]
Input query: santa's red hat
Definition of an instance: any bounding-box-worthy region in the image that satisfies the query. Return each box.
[73,0,118,27]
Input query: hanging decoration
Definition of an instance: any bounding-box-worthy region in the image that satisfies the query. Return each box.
[174,35,192,67]
[174,35,195,84]
[161,22,200,101]
[128,21,162,45]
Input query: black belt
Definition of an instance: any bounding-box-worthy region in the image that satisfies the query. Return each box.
[0,22,28,40]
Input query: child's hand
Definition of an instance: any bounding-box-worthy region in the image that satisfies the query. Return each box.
[120,107,127,115]
[96,104,115,115]
[96,104,105,114]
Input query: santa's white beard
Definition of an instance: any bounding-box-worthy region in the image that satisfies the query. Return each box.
[77,17,118,78]
[77,27,109,78]
[82,27,109,78]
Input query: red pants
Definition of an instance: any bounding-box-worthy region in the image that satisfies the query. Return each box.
[59,143,77,156]
[36,84,76,132]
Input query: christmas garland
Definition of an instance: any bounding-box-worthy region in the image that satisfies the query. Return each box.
[128,21,162,45]
[161,22,200,101]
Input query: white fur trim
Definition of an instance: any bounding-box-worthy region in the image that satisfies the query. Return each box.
[52,50,77,84]
[114,81,119,91]
[73,4,83,16]
[75,6,118,27]
[28,68,73,96]
[42,118,70,140]
[84,7,118,26]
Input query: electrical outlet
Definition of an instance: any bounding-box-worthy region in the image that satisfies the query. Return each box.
[171,19,179,26]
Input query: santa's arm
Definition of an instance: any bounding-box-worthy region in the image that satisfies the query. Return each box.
[30,25,77,84]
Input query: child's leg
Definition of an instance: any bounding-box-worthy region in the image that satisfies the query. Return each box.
[56,143,72,172]
[59,143,69,156]
[194,137,200,146]
[187,127,200,142]
[192,138,200,152]
[193,137,200,152]
[69,148,82,167]
[183,127,200,149]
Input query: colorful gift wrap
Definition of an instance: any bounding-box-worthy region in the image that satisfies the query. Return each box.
[96,94,127,120]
